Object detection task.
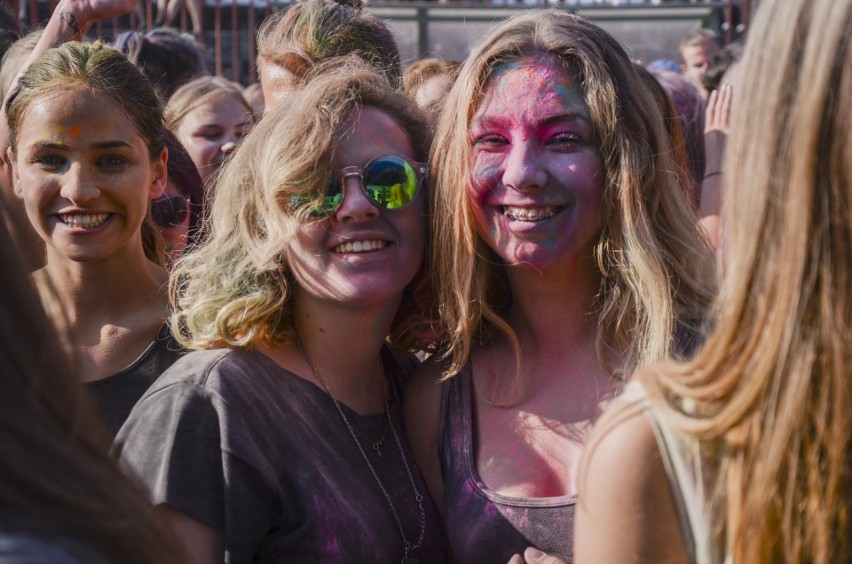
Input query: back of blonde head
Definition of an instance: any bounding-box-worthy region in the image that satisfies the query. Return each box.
[256,0,401,88]
[643,0,852,560]
[430,10,713,378]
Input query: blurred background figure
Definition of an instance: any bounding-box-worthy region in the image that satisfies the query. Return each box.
[402,57,460,113]
[112,28,207,103]
[0,28,41,104]
[154,130,204,269]
[645,57,681,74]
[0,28,43,269]
[649,69,706,205]
[154,0,203,43]
[701,41,743,97]
[165,75,254,191]
[634,65,702,210]
[242,81,264,120]
[679,28,719,99]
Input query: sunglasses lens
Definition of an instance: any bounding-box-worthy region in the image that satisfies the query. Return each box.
[319,175,344,215]
[289,157,420,217]
[290,176,344,217]
[151,196,189,228]
[364,157,418,210]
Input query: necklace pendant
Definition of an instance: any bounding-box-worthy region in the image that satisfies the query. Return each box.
[373,442,383,459]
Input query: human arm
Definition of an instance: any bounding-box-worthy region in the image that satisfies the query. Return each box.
[699,83,732,219]
[3,0,140,101]
[116,381,230,562]
[698,83,733,248]
[159,505,225,564]
[573,395,689,564]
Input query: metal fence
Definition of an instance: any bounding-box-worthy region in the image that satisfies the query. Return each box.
[6,0,751,85]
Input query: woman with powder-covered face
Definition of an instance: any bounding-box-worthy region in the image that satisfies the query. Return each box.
[404,11,714,563]
[6,41,186,437]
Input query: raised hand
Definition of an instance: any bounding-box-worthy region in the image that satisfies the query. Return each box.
[57,0,141,35]
[705,82,733,135]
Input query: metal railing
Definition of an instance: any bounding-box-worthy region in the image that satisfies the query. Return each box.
[6,0,751,85]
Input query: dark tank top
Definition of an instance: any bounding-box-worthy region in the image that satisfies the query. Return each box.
[439,363,575,563]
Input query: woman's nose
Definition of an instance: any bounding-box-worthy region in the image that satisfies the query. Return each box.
[59,163,99,203]
[334,176,378,222]
[502,141,547,193]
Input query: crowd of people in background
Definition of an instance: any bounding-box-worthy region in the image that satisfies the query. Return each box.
[0,0,848,562]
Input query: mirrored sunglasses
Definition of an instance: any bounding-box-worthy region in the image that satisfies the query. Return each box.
[151,195,191,228]
[290,156,427,218]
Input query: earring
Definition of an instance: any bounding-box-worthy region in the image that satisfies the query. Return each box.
[595,235,613,278]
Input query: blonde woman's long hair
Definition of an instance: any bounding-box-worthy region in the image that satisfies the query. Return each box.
[642,0,852,560]
[430,10,714,378]
[170,58,431,351]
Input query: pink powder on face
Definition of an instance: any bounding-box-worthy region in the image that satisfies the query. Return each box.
[466,54,604,272]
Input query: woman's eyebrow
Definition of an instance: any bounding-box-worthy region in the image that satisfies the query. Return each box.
[90,140,133,150]
[470,111,591,130]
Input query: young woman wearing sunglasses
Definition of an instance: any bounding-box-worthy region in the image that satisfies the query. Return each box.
[152,130,204,269]
[6,41,185,437]
[116,60,447,563]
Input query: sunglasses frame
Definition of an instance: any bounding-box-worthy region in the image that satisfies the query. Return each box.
[296,155,428,218]
[150,194,191,229]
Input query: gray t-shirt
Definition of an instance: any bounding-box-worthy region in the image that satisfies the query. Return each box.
[115,347,447,564]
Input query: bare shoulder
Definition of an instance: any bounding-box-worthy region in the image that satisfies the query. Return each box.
[580,390,660,494]
[402,355,447,515]
[575,384,689,563]
[159,505,224,564]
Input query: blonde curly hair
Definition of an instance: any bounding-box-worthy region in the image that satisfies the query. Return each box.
[169,58,431,351]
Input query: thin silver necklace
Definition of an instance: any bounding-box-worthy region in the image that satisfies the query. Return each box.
[295,337,426,564]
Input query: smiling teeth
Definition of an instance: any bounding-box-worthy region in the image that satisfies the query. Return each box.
[60,213,109,228]
[333,240,388,253]
[503,206,557,222]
